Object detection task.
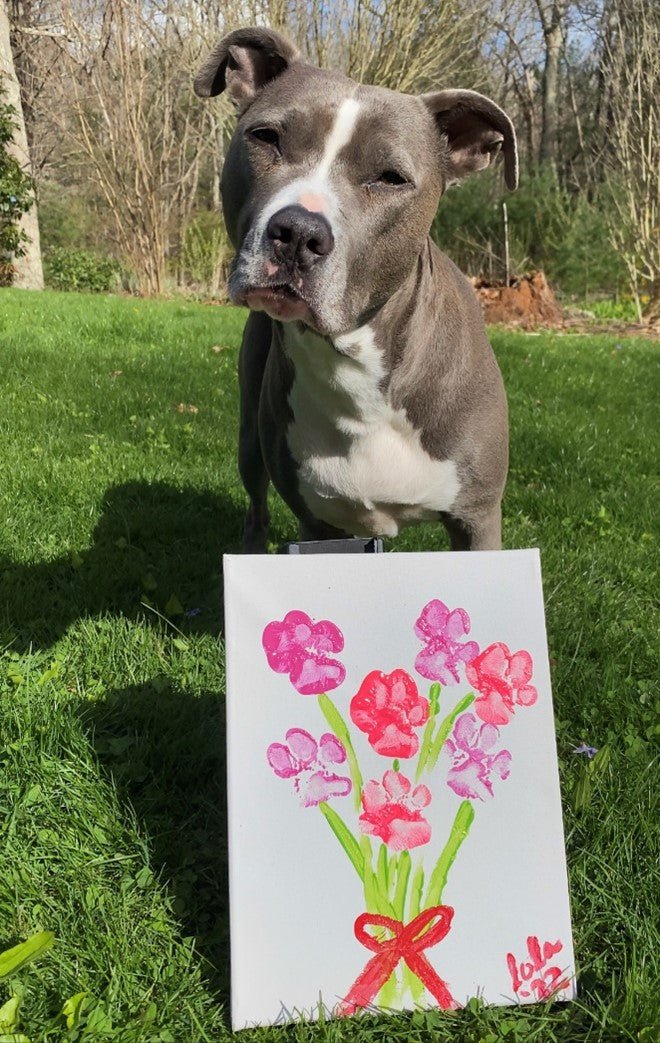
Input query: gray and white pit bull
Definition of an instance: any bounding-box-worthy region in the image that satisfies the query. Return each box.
[194,28,518,551]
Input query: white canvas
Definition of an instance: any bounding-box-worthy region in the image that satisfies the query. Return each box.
[223,549,576,1030]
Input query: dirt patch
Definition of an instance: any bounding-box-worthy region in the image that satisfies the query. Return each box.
[470,271,563,329]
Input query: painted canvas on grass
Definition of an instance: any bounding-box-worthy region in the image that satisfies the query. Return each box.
[223,549,575,1030]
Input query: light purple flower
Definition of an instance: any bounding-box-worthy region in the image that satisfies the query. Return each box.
[414,599,479,685]
[573,743,598,759]
[445,712,511,801]
[267,728,352,807]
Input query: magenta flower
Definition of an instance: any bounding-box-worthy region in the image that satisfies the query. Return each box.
[445,712,511,801]
[414,599,479,685]
[466,643,537,725]
[262,610,345,694]
[359,770,431,851]
[267,728,352,807]
[350,669,429,758]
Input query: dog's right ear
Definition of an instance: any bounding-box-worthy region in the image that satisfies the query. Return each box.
[194,27,300,110]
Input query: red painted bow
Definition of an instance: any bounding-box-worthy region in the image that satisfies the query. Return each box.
[339,905,456,1015]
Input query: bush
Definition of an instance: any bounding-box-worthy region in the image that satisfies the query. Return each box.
[584,297,644,322]
[44,247,121,293]
[38,182,108,252]
[431,168,627,297]
[179,211,232,296]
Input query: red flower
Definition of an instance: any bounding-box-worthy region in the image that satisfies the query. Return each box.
[350,670,429,758]
[359,770,431,851]
[466,643,537,726]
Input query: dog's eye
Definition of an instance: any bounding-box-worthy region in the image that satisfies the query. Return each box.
[249,127,280,149]
[375,170,409,187]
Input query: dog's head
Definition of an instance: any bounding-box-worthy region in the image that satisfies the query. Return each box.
[195,28,517,338]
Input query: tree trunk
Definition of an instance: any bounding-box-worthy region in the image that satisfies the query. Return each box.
[536,0,567,168]
[0,0,43,288]
[644,283,660,326]
[594,0,623,162]
[539,18,562,165]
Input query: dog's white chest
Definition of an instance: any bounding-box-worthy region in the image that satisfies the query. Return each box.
[284,325,460,537]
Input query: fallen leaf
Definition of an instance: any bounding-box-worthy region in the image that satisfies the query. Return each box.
[164,593,183,616]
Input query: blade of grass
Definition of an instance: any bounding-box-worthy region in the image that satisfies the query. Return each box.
[0,931,55,978]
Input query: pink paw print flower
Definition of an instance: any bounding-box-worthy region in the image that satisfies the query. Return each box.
[414,599,479,685]
[359,770,431,851]
[267,728,352,807]
[350,669,429,758]
[445,712,512,801]
[466,642,537,726]
[262,610,345,695]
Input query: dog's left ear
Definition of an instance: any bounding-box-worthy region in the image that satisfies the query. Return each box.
[422,89,518,190]
[194,27,300,110]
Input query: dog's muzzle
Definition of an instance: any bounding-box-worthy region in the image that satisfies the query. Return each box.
[266,206,335,272]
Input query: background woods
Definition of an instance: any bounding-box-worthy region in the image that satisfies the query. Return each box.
[1,0,659,316]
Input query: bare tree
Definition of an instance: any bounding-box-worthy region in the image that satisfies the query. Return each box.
[487,1,541,164]
[533,0,568,167]
[238,0,486,91]
[36,0,226,294]
[603,0,660,322]
[0,0,43,287]
[21,0,655,307]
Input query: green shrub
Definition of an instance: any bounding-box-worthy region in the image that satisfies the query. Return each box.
[0,91,35,286]
[179,210,232,296]
[432,168,626,296]
[44,247,120,293]
[585,297,643,322]
[38,182,107,252]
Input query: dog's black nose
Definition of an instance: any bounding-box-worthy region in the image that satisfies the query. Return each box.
[266,206,334,270]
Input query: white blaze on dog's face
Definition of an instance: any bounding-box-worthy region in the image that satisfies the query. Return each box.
[194,29,517,339]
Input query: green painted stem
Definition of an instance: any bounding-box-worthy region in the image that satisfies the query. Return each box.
[319,694,363,810]
[393,851,411,921]
[363,857,381,913]
[377,843,389,897]
[425,693,475,774]
[415,684,441,782]
[424,800,474,908]
[318,803,364,880]
[408,862,425,922]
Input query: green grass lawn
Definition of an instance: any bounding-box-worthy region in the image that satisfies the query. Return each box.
[0,289,658,1043]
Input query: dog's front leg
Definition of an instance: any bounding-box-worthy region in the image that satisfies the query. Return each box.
[441,502,503,551]
[238,312,272,552]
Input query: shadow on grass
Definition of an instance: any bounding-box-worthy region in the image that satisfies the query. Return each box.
[1,479,244,649]
[80,681,230,1011]
[2,480,244,1014]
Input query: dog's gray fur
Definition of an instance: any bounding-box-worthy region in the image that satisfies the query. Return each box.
[195,28,517,551]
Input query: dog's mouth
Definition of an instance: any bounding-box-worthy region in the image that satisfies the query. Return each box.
[243,282,313,323]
